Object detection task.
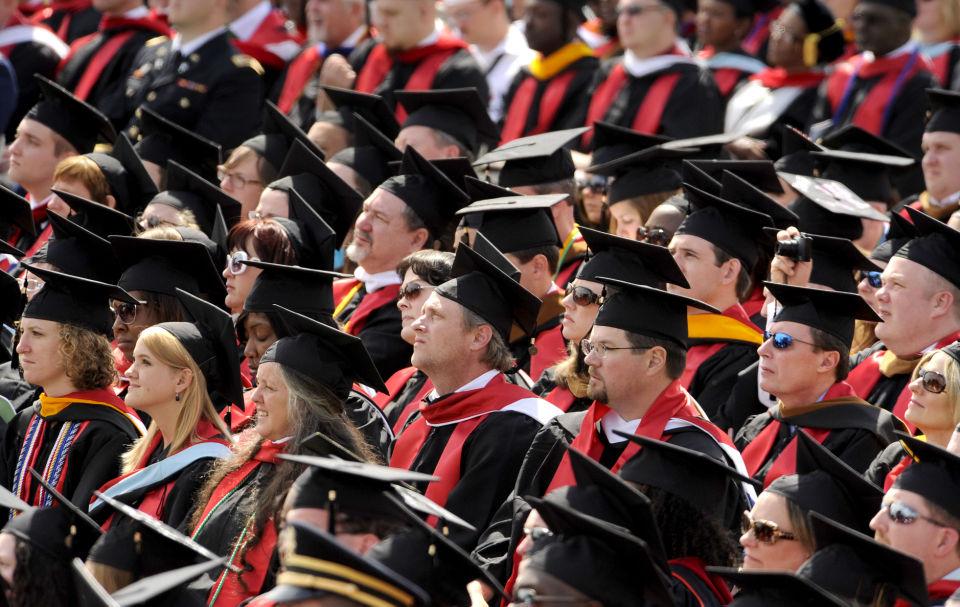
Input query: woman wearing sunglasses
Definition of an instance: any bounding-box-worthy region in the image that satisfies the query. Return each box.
[222,218,298,315]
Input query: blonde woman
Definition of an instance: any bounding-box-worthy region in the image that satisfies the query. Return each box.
[916,0,960,88]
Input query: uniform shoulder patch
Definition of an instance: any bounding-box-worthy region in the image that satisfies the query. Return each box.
[232,53,264,76]
[145,35,169,47]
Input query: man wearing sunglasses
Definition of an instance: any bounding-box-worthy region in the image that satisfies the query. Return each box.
[737,283,901,486]
[871,435,960,605]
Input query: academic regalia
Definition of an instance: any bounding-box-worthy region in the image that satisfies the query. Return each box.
[229,0,304,92]
[395,87,499,158]
[899,89,960,220]
[782,172,888,241]
[24,74,116,156]
[57,10,171,131]
[379,367,435,434]
[30,0,100,44]
[0,12,67,142]
[0,185,38,266]
[389,239,561,551]
[0,267,144,521]
[710,567,848,606]
[924,40,960,90]
[698,47,767,103]
[352,31,488,120]
[123,29,265,151]
[499,41,598,143]
[583,48,723,142]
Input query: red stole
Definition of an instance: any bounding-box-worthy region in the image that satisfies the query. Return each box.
[544,385,578,413]
[354,34,468,121]
[582,48,686,146]
[930,42,959,87]
[277,45,321,113]
[30,0,91,40]
[752,67,826,89]
[23,223,52,260]
[374,366,419,409]
[884,454,912,492]
[391,379,434,436]
[741,382,857,487]
[390,373,535,510]
[529,325,566,383]
[545,381,708,494]
[670,557,735,604]
[343,283,400,336]
[499,70,577,144]
[332,277,360,307]
[742,286,765,319]
[826,50,933,135]
[680,304,762,389]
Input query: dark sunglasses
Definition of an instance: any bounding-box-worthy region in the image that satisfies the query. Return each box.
[741,511,796,544]
[763,331,817,350]
[399,281,428,301]
[636,226,670,246]
[111,301,144,325]
[577,175,608,193]
[916,368,947,394]
[882,500,952,527]
[858,270,883,289]
[564,284,602,307]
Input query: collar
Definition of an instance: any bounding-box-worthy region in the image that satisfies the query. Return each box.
[172,26,226,55]
[622,45,694,78]
[229,0,271,40]
[942,567,960,582]
[528,39,595,80]
[416,26,440,48]
[928,190,960,209]
[425,369,499,400]
[122,5,149,18]
[600,409,640,443]
[29,192,53,211]
[864,39,917,62]
[340,24,366,48]
[353,266,402,293]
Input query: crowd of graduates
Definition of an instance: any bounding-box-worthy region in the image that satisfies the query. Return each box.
[0,0,958,605]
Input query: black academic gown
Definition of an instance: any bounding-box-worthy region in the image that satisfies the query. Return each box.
[500,55,598,137]
[335,286,412,381]
[123,30,265,150]
[758,87,819,161]
[37,3,100,43]
[865,440,906,488]
[2,19,62,141]
[713,361,773,436]
[346,390,393,461]
[685,342,759,421]
[0,400,140,520]
[587,57,724,139]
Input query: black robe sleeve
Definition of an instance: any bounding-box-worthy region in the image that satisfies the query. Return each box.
[865,440,904,488]
[658,65,724,138]
[714,361,771,436]
[65,420,137,509]
[356,301,413,381]
[431,48,490,105]
[763,87,819,160]
[688,343,759,420]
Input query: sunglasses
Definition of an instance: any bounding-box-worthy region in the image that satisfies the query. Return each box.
[577,175,608,193]
[111,301,144,325]
[399,281,430,301]
[858,270,882,289]
[226,250,260,276]
[741,511,796,544]
[882,501,952,528]
[636,226,670,246]
[763,331,817,350]
[564,284,602,307]
[916,368,947,394]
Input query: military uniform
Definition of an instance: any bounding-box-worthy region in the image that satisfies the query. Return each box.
[123,29,265,151]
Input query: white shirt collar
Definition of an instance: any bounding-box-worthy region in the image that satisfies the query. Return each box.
[172,26,227,56]
[622,44,694,78]
[426,369,500,400]
[928,190,960,209]
[416,25,440,48]
[229,0,272,41]
[942,567,960,582]
[123,5,149,18]
[600,409,641,444]
[354,266,402,293]
[864,39,917,62]
[340,25,366,48]
[29,192,53,211]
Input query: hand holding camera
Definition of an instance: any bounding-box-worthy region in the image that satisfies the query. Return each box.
[770,226,813,287]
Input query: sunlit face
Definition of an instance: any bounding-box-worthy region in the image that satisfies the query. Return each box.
[397,268,437,345]
[371,0,428,50]
[252,361,292,441]
[112,290,161,363]
[667,233,727,306]
[219,148,266,220]
[870,488,956,583]
[124,337,182,412]
[8,118,74,193]
[875,257,945,356]
[905,351,957,437]
[609,200,643,240]
[617,0,673,50]
[255,188,291,220]
[47,177,94,218]
[757,321,827,398]
[223,238,262,314]
[739,491,811,572]
[922,131,960,202]
[0,533,16,595]
[583,324,649,405]
[139,201,187,230]
[560,278,602,343]
[346,189,425,274]
[16,317,66,389]
[409,292,473,376]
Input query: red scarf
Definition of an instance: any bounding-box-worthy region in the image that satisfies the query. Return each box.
[342,283,400,336]
[390,373,536,510]
[670,557,735,604]
[544,385,578,413]
[741,382,857,487]
[277,45,322,113]
[680,304,762,389]
[752,67,826,89]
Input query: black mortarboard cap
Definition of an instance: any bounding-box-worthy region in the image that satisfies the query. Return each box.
[709,567,847,607]
[721,171,798,230]
[927,88,960,135]
[71,557,121,607]
[27,76,115,154]
[783,173,887,239]
[775,126,823,175]
[87,491,228,577]
[681,160,722,195]
[322,85,401,140]
[691,160,785,194]
[767,432,883,534]
[176,224,227,272]
[156,161,241,236]
[617,433,761,514]
[22,263,139,336]
[45,211,119,282]
[0,270,23,328]
[464,174,513,202]
[0,184,37,237]
[395,88,499,154]
[893,432,960,521]
[766,281,881,345]
[243,101,325,171]
[897,207,960,289]
[108,558,229,607]
[676,184,774,268]
[431,157,478,192]
[280,189,338,269]
[271,140,363,247]
[434,234,541,340]
[134,107,222,183]
[111,236,226,303]
[578,226,688,288]
[261,304,387,397]
[799,512,928,605]
[475,128,588,188]
[155,289,243,410]
[811,148,913,205]
[821,124,914,157]
[522,497,674,607]
[456,192,564,252]
[871,211,918,263]
[55,189,136,238]
[587,144,694,204]
[329,113,402,188]
[594,278,718,345]
[589,121,672,167]
[240,260,342,326]
[860,0,916,16]
[379,146,470,238]
[804,232,881,292]
[85,135,159,216]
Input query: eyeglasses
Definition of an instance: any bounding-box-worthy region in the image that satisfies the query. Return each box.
[522,525,554,542]
[580,339,649,358]
[512,588,594,605]
[636,225,670,247]
[218,166,263,189]
[577,175,607,194]
[564,284,602,307]
[112,300,145,325]
[22,275,44,296]
[741,511,796,544]
[226,250,260,276]
[617,3,666,17]
[858,270,883,289]
[881,501,953,528]
[399,281,430,301]
[763,331,817,350]
[916,368,947,394]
